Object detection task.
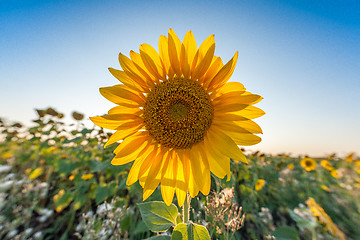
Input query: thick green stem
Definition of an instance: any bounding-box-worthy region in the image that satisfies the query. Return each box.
[182,192,191,223]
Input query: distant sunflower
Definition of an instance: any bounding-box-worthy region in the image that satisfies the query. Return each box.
[345,152,355,162]
[90,29,264,206]
[306,197,345,240]
[330,169,341,178]
[320,160,334,171]
[255,179,265,191]
[300,157,316,172]
[287,163,294,170]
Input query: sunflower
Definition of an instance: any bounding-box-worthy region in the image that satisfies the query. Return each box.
[90,29,264,206]
[345,152,355,162]
[330,169,341,178]
[306,197,345,240]
[320,160,334,171]
[255,179,265,191]
[300,157,316,172]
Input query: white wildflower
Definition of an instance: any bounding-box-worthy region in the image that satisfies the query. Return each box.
[0,165,11,174]
[0,180,13,192]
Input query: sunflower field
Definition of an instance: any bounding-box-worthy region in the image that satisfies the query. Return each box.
[0,108,359,240]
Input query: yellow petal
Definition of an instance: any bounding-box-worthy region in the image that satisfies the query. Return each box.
[108,105,142,115]
[118,53,154,88]
[161,151,176,206]
[168,29,182,77]
[191,34,215,74]
[188,145,209,196]
[99,85,145,106]
[108,67,147,92]
[126,143,156,185]
[220,132,262,146]
[192,43,215,81]
[208,51,238,91]
[180,30,197,79]
[183,149,198,198]
[214,81,246,96]
[213,113,249,121]
[212,120,251,134]
[200,139,229,179]
[105,124,142,148]
[140,44,165,80]
[90,114,142,130]
[234,120,263,134]
[174,151,187,207]
[159,35,174,79]
[138,145,160,182]
[143,150,167,201]
[213,103,249,114]
[200,56,223,87]
[111,138,150,165]
[129,50,157,83]
[113,133,148,158]
[214,93,263,107]
[233,106,265,120]
[207,127,248,164]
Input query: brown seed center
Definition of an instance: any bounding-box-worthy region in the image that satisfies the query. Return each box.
[143,78,214,149]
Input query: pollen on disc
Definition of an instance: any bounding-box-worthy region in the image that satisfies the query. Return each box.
[143,78,214,149]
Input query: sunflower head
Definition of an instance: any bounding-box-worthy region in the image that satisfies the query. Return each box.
[300,157,316,172]
[255,179,265,191]
[345,152,355,162]
[90,29,264,206]
[320,160,334,171]
[330,169,341,178]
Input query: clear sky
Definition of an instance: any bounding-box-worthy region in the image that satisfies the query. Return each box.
[1,0,359,157]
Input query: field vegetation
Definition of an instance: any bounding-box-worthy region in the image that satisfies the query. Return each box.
[0,108,359,239]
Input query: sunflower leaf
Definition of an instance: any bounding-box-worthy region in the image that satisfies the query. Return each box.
[172,222,210,240]
[138,201,178,232]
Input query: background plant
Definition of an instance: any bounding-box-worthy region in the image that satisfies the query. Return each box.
[0,108,359,239]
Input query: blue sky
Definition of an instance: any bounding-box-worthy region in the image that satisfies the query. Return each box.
[1,0,359,157]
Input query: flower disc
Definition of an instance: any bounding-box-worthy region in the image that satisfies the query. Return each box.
[144,78,214,149]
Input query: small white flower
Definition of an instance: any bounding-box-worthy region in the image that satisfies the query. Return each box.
[0,165,11,174]
[85,211,94,218]
[39,182,48,188]
[97,202,113,215]
[24,228,33,236]
[5,173,15,180]
[6,229,18,238]
[34,231,42,239]
[0,180,13,192]
[38,215,48,223]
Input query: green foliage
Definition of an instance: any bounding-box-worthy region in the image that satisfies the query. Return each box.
[271,226,300,240]
[172,222,211,240]
[138,201,179,232]
[0,109,359,239]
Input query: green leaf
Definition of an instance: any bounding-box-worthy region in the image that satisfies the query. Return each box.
[272,226,300,240]
[146,236,171,240]
[95,185,111,204]
[289,210,316,229]
[138,201,179,232]
[134,220,149,234]
[172,223,187,240]
[172,222,210,240]
[73,194,87,210]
